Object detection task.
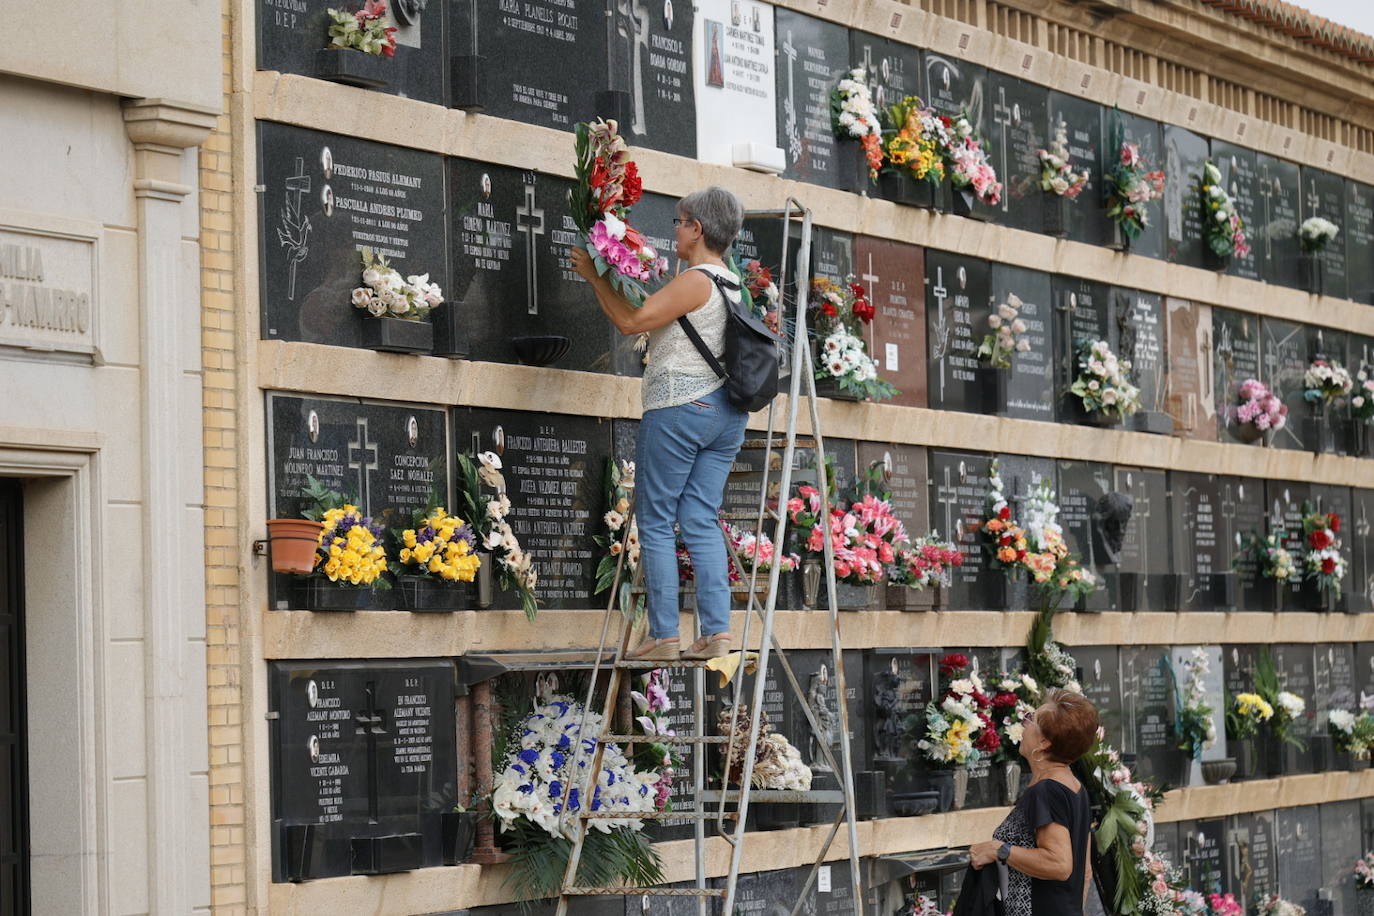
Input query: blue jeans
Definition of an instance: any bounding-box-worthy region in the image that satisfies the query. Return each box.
[636,386,748,639]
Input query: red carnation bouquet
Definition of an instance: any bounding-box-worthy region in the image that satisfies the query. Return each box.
[1302,505,1344,598]
[571,119,668,306]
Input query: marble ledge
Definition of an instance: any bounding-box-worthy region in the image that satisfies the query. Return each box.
[264,772,1374,915]
[256,339,1374,490]
[258,608,1374,659]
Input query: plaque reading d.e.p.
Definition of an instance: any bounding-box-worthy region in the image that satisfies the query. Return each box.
[1261,317,1310,453]
[925,54,992,218]
[854,236,926,408]
[268,659,457,882]
[1119,646,1175,786]
[1228,810,1277,908]
[789,650,867,796]
[454,408,610,609]
[1255,154,1303,290]
[1051,275,1111,423]
[987,73,1049,234]
[1111,288,1168,431]
[1211,141,1261,281]
[1170,472,1224,612]
[1302,167,1349,299]
[774,9,849,189]
[1164,298,1217,441]
[258,123,447,348]
[925,250,992,415]
[1073,646,1123,749]
[1275,806,1321,914]
[693,0,778,168]
[1210,307,1261,445]
[257,0,445,105]
[1163,124,1210,269]
[849,31,920,116]
[1152,821,1182,873]
[928,450,1003,610]
[1111,111,1165,260]
[1048,92,1108,246]
[1347,181,1374,305]
[992,266,1053,422]
[996,454,1055,612]
[1265,480,1310,608]
[1114,468,1172,611]
[1057,460,1119,612]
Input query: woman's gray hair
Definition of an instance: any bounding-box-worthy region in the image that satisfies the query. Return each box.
[678,186,744,254]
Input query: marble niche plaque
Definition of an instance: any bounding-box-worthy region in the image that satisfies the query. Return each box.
[1179,818,1228,895]
[925,250,993,414]
[1262,317,1312,453]
[1152,820,1183,873]
[1210,141,1262,281]
[1346,180,1374,305]
[454,408,610,609]
[640,665,699,843]
[926,53,995,221]
[1165,298,1217,441]
[1111,288,1169,433]
[1047,92,1108,245]
[863,649,935,811]
[1228,809,1278,908]
[693,0,778,168]
[1052,275,1111,423]
[857,441,930,541]
[1074,646,1123,749]
[774,9,849,189]
[258,123,447,349]
[1210,307,1262,446]
[450,0,606,129]
[1313,326,1353,456]
[1120,646,1175,784]
[1163,124,1211,270]
[789,650,869,822]
[987,73,1049,234]
[1114,468,1173,611]
[602,0,697,157]
[1273,643,1317,773]
[1349,488,1374,615]
[1221,477,1267,610]
[1170,472,1226,612]
[992,265,1054,422]
[1255,154,1303,290]
[1110,110,1166,261]
[1312,483,1355,612]
[849,31,920,116]
[996,454,1056,612]
[269,659,457,881]
[1320,800,1363,915]
[854,236,927,409]
[1267,480,1313,610]
[1302,167,1349,299]
[1056,460,1120,612]
[1172,645,1227,770]
[1275,806,1322,914]
[928,450,1004,610]
[257,0,445,104]
[1312,642,1357,772]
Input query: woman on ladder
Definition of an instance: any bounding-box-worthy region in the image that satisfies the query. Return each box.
[571,186,751,661]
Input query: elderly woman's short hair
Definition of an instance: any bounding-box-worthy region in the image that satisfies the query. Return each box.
[1038,688,1100,764]
[678,186,744,254]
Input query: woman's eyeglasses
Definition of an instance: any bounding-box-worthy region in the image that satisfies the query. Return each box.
[672,217,694,228]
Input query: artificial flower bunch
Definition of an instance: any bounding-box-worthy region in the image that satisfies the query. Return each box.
[740,258,780,313]
[898,895,950,916]
[1232,378,1287,435]
[982,463,1094,604]
[395,509,481,582]
[1226,691,1274,740]
[786,484,908,585]
[1303,358,1353,405]
[1351,370,1374,422]
[456,451,539,620]
[811,275,875,326]
[941,113,1003,205]
[630,670,682,810]
[1354,851,1374,887]
[1200,161,1251,261]
[1135,848,1187,916]
[987,671,1038,762]
[722,520,799,577]
[1036,120,1089,198]
[1326,708,1374,758]
[1070,338,1141,418]
[914,653,997,766]
[594,458,641,619]
[316,505,388,585]
[351,247,445,320]
[982,461,1028,572]
[1104,141,1167,240]
[571,119,667,304]
[810,276,896,400]
[717,704,812,790]
[1302,506,1344,597]
[1298,216,1340,253]
[976,293,1030,369]
[1175,647,1217,760]
[882,97,947,185]
[327,0,397,56]
[1251,650,1306,750]
[1209,893,1244,916]
[1245,529,1296,582]
[1256,894,1306,916]
[830,68,884,181]
[889,532,962,590]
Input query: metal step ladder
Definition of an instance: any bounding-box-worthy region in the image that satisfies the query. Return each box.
[554,199,864,915]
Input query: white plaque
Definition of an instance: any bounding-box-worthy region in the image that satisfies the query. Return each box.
[885,342,899,372]
[693,0,778,167]
[0,224,96,357]
[817,864,831,893]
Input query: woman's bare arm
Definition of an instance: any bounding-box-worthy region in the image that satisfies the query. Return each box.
[969,822,1075,881]
[571,248,715,336]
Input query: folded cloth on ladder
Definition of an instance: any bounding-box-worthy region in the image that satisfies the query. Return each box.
[704,651,759,688]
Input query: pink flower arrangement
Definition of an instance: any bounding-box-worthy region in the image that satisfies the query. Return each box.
[942,114,1003,205]
[1104,141,1167,240]
[787,485,908,585]
[892,534,963,589]
[1354,851,1374,888]
[1233,378,1288,432]
[1210,893,1244,916]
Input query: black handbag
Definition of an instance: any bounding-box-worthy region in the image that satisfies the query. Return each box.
[676,267,783,413]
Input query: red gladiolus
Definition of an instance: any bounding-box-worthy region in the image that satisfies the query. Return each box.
[851,297,875,322]
[621,161,643,207]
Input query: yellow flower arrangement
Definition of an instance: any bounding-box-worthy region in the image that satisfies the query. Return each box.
[882,97,946,184]
[317,505,387,585]
[397,509,482,583]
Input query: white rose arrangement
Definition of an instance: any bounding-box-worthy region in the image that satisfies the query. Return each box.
[351,247,444,320]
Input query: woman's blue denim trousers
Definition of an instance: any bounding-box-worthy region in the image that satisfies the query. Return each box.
[636,386,748,639]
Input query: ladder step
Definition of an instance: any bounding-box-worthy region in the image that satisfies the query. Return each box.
[577,810,736,821]
[599,733,732,744]
[613,658,722,669]
[563,887,726,897]
[700,789,847,803]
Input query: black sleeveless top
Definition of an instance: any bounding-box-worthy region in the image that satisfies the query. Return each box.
[992,778,1091,915]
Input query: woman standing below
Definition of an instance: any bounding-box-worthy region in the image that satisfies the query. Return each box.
[969,689,1099,915]
[570,186,749,661]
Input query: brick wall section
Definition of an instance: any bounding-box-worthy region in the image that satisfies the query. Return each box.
[203,0,246,911]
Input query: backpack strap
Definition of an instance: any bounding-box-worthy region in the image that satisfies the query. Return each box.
[676,266,738,380]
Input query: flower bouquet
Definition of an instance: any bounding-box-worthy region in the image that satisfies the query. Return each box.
[1244,529,1296,584]
[1069,338,1141,422]
[786,482,907,590]
[880,96,947,206]
[889,533,961,590]
[1229,378,1286,444]
[350,247,444,352]
[327,1,397,56]
[391,507,481,610]
[976,293,1030,370]
[911,654,996,810]
[740,258,780,316]
[1037,120,1090,199]
[1302,506,1344,599]
[1174,647,1216,762]
[1351,369,1374,426]
[1355,850,1374,888]
[570,119,668,306]
[1103,139,1166,245]
[940,112,1003,212]
[1226,692,1274,741]
[810,276,897,401]
[491,694,663,899]
[631,670,683,810]
[1327,708,1372,759]
[898,895,950,916]
[717,704,812,790]
[830,67,884,186]
[456,451,539,620]
[1298,216,1340,253]
[1303,358,1352,406]
[594,458,642,620]
[1257,894,1306,916]
[1200,160,1250,265]
[1209,893,1244,916]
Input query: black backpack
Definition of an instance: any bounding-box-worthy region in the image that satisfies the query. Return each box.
[676,266,784,413]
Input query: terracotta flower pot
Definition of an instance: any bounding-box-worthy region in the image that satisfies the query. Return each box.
[266,518,324,574]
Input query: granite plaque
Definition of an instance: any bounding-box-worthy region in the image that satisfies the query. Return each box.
[1112,288,1168,429]
[1312,642,1357,773]
[1047,92,1108,246]
[259,123,448,348]
[1114,467,1172,611]
[1180,817,1227,895]
[693,0,778,168]
[773,9,849,189]
[1170,471,1224,612]
[450,0,606,130]
[1111,111,1166,260]
[1210,141,1262,280]
[1163,124,1210,269]
[854,236,927,408]
[790,649,867,781]
[1321,800,1363,915]
[1314,326,1353,455]
[258,0,445,105]
[811,859,857,914]
[1173,645,1226,767]
[1165,298,1217,441]
[724,867,806,912]
[1275,806,1321,913]
[1074,646,1123,749]
[925,250,993,414]
[1262,318,1312,452]
[641,665,700,843]
[1211,307,1262,445]
[1152,819,1182,868]
[1273,643,1316,772]
[603,0,697,157]
[1228,809,1278,908]
[1255,154,1303,290]
[857,442,929,542]
[1120,646,1174,785]
[1347,181,1374,305]
[269,659,457,881]
[1057,460,1119,612]
[811,226,855,285]
[454,408,610,609]
[992,265,1054,422]
[864,649,935,806]
[1303,167,1349,299]
[987,73,1049,233]
[1351,489,1374,615]
[996,454,1057,612]
[1312,483,1355,609]
[849,31,920,115]
[1223,645,1259,710]
[1268,481,1313,611]
[928,450,1003,610]
[926,53,994,220]
[1052,275,1112,423]
[1222,477,1266,608]
[1365,798,1374,857]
